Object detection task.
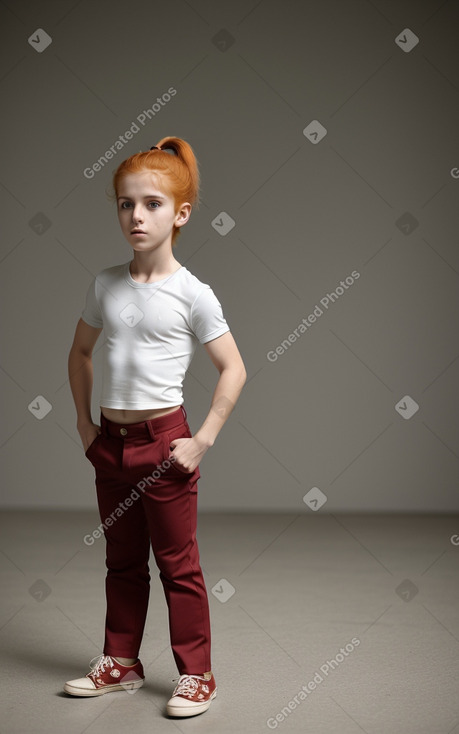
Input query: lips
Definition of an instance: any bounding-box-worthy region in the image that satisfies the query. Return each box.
[131,230,146,234]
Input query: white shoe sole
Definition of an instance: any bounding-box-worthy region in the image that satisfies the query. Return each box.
[166,688,217,717]
[63,679,144,696]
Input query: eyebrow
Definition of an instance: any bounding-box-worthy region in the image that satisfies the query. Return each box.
[117,194,167,201]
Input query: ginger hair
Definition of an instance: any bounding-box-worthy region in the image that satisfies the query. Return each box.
[110,136,200,246]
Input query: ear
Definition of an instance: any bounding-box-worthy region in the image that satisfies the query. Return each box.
[174,202,192,228]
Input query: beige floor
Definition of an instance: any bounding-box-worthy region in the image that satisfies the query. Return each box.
[1,510,458,733]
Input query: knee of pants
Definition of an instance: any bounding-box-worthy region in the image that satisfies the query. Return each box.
[154,550,201,582]
[105,537,151,572]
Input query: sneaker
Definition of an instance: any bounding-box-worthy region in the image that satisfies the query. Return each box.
[63,654,144,696]
[166,673,217,717]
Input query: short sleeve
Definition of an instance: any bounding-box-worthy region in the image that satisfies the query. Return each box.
[81,277,103,328]
[190,286,230,344]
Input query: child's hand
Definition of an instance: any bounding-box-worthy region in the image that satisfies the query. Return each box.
[168,435,209,473]
[78,423,101,453]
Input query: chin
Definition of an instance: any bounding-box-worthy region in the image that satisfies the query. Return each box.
[131,243,157,252]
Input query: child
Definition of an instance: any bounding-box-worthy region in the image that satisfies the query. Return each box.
[64,137,247,717]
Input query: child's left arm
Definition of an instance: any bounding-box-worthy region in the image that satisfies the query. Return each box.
[168,331,247,472]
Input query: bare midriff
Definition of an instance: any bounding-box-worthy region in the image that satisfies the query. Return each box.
[101,406,182,424]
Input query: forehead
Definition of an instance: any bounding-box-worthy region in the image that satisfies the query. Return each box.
[117,171,172,200]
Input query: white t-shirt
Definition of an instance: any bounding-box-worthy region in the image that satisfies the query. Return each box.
[81,262,230,409]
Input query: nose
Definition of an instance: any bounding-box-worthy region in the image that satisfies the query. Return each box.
[132,206,144,223]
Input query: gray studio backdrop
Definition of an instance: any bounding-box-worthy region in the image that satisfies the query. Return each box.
[1,0,458,511]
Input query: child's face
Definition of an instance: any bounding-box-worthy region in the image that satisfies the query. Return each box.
[116,171,190,252]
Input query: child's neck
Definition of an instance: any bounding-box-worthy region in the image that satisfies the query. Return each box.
[129,250,181,283]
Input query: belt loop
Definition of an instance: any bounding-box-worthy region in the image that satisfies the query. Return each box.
[146,420,156,441]
[181,405,187,420]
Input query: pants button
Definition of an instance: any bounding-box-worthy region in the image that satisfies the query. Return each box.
[120,427,128,436]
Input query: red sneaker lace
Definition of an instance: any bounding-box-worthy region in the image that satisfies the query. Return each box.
[172,674,202,698]
[89,654,115,676]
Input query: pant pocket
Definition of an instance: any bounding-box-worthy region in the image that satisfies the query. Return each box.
[162,426,199,478]
[85,433,102,462]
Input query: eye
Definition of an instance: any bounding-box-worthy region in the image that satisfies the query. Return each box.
[120,201,132,209]
[148,201,160,208]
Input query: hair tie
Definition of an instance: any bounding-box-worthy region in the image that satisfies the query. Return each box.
[150,146,178,156]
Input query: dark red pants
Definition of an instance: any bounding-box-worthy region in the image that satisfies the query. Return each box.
[85,405,211,675]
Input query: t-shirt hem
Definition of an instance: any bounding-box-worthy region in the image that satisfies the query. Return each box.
[100,400,184,409]
[200,325,230,344]
[81,315,103,329]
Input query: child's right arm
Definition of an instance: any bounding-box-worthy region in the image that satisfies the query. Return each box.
[68,318,103,452]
